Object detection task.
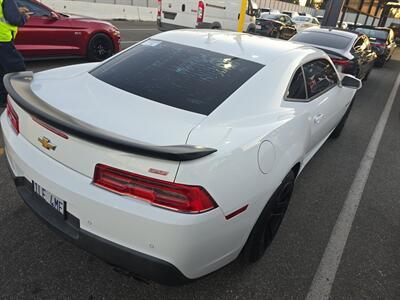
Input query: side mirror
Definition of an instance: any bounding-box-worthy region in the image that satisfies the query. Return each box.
[341,75,362,90]
[50,12,60,20]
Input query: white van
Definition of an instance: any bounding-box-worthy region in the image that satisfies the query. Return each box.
[157,0,260,32]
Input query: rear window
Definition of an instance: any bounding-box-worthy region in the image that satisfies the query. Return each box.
[355,28,388,41]
[91,40,263,115]
[291,31,353,50]
[293,16,312,22]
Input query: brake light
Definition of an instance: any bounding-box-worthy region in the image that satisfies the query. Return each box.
[157,0,162,18]
[93,164,218,214]
[6,97,19,135]
[331,58,351,67]
[197,1,205,23]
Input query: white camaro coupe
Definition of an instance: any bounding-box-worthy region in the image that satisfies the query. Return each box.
[1,30,361,285]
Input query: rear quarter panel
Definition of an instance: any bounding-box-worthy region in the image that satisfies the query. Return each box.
[174,51,316,248]
[175,49,352,253]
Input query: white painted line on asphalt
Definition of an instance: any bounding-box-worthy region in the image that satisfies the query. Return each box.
[306,72,400,300]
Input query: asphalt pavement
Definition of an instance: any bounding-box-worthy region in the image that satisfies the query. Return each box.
[0,21,399,299]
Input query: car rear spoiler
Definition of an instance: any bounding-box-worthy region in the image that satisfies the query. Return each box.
[4,72,217,161]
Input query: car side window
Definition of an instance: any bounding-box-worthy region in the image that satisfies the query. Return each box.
[17,0,51,17]
[302,59,338,99]
[287,68,307,100]
[353,37,365,52]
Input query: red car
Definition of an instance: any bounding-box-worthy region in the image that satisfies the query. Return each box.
[14,0,121,61]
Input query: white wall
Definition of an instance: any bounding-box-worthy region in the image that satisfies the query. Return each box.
[41,0,157,21]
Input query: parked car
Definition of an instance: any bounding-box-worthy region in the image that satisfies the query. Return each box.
[255,13,297,39]
[292,15,320,32]
[282,11,299,19]
[14,0,121,61]
[353,26,397,67]
[388,23,400,44]
[260,8,280,14]
[260,8,271,13]
[157,0,260,32]
[298,12,312,17]
[291,27,377,80]
[2,30,361,285]
[337,21,348,29]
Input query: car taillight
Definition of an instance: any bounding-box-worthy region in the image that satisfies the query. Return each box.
[331,58,350,66]
[375,43,386,48]
[197,1,205,23]
[157,0,162,18]
[6,97,19,135]
[93,164,218,214]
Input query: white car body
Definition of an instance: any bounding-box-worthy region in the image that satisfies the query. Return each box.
[1,30,360,285]
[157,0,258,32]
[282,11,299,19]
[293,16,320,32]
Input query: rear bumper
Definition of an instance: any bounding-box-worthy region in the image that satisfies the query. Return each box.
[1,111,241,284]
[10,176,189,285]
[254,29,275,37]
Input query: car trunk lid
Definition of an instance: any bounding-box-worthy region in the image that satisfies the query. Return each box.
[7,71,207,182]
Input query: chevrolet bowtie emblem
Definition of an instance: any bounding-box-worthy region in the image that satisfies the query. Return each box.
[38,137,57,151]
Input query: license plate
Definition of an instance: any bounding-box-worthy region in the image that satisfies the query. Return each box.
[33,181,65,216]
[256,25,262,30]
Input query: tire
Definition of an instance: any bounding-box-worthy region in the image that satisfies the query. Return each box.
[87,33,114,62]
[362,70,371,82]
[241,171,295,263]
[375,58,385,68]
[330,98,354,139]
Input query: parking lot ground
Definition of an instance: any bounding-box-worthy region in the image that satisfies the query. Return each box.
[0,21,399,299]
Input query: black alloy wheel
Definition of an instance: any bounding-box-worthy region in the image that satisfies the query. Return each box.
[87,33,114,62]
[241,171,295,263]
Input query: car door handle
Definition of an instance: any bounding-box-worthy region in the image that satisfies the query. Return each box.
[313,113,324,124]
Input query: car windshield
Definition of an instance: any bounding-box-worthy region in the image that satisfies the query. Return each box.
[293,16,312,22]
[91,40,263,115]
[291,31,352,49]
[355,28,388,41]
[260,13,281,20]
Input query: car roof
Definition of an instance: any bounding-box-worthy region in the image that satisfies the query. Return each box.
[152,30,318,65]
[303,26,362,38]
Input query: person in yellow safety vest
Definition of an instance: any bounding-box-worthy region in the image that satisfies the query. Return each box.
[0,0,31,107]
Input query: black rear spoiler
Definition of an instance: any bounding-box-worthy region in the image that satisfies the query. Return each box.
[4,72,217,161]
